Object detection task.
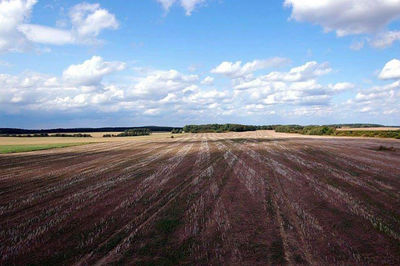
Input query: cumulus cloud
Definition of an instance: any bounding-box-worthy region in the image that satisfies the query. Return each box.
[1,56,394,123]
[0,1,118,52]
[63,56,126,86]
[232,61,331,91]
[211,58,290,78]
[285,0,400,36]
[180,0,205,16]
[0,73,124,112]
[0,0,36,52]
[157,0,206,16]
[370,31,400,48]
[346,80,400,116]
[201,76,214,85]
[379,59,400,80]
[231,61,338,108]
[130,69,199,99]
[186,89,229,105]
[263,61,331,82]
[328,82,355,92]
[157,0,176,12]
[18,24,74,45]
[69,3,119,43]
[0,58,234,122]
[285,0,400,48]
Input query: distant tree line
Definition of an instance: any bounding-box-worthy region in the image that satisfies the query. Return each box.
[326,123,384,128]
[183,124,259,133]
[182,124,314,133]
[103,129,151,137]
[275,125,400,139]
[52,133,92,138]
[0,133,92,138]
[171,128,183,134]
[335,130,400,139]
[275,125,335,135]
[0,126,179,135]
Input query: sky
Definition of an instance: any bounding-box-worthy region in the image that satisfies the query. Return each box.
[0,0,400,128]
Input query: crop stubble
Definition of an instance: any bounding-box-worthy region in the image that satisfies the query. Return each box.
[0,131,399,265]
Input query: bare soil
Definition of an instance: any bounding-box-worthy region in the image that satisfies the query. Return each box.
[1,131,400,265]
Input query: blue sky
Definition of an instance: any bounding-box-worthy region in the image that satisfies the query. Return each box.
[0,0,400,128]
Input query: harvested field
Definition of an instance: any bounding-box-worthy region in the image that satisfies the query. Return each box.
[0,132,174,146]
[1,130,400,265]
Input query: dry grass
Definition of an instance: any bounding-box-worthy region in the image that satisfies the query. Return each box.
[0,132,178,145]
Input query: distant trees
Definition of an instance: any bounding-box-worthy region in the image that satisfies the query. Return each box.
[52,133,92,138]
[0,133,92,138]
[171,128,183,134]
[275,125,336,135]
[327,123,384,128]
[0,126,177,135]
[256,125,277,130]
[183,124,258,133]
[275,125,400,139]
[275,125,304,134]
[335,130,400,139]
[103,129,152,137]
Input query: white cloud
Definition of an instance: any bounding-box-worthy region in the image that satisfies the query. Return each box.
[343,80,400,116]
[144,108,161,115]
[285,0,400,49]
[180,0,205,16]
[2,56,396,123]
[63,56,126,86]
[159,93,178,103]
[264,61,331,82]
[285,0,400,37]
[186,89,229,104]
[201,76,214,85]
[211,58,290,78]
[157,0,177,12]
[290,106,333,117]
[0,0,37,52]
[379,59,400,80]
[231,62,336,108]
[371,31,400,48]
[0,62,234,121]
[350,40,365,51]
[69,3,119,43]
[18,24,74,45]
[130,69,199,99]
[0,1,118,52]
[328,82,355,92]
[157,0,206,16]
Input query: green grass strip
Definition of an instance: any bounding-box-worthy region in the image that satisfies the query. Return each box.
[0,143,91,154]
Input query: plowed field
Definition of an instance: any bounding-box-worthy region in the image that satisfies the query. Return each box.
[1,131,400,265]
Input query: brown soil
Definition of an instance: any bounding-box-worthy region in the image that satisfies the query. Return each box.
[1,131,399,265]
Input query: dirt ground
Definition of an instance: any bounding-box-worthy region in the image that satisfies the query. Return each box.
[1,130,399,265]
